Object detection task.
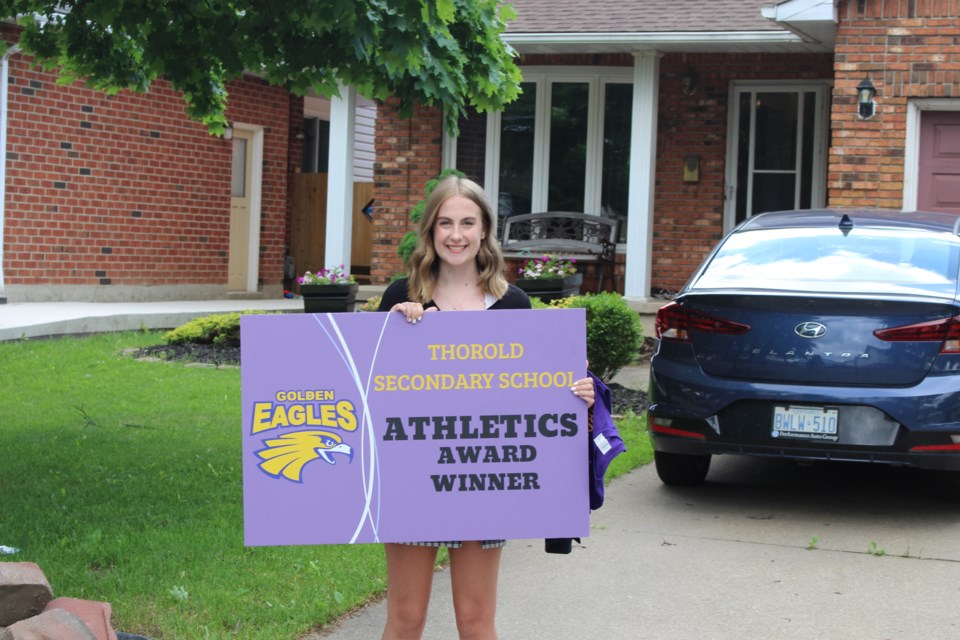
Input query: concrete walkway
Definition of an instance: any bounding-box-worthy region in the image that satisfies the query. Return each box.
[0,298,307,341]
[0,295,653,389]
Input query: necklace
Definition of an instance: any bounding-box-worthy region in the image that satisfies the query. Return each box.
[434,283,484,311]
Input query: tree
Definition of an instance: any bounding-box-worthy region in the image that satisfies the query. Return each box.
[0,0,522,134]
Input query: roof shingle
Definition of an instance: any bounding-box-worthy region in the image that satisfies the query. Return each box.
[505,0,782,34]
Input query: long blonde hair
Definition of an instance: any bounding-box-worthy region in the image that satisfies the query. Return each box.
[407,175,508,303]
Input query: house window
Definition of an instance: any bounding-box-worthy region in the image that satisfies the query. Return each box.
[487,67,632,243]
[301,117,330,173]
[231,137,248,197]
[548,82,589,212]
[601,83,632,243]
[496,83,536,222]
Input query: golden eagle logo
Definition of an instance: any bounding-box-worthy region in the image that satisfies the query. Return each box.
[255,430,354,482]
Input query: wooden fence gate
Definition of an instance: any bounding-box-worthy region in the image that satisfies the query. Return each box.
[290,173,374,288]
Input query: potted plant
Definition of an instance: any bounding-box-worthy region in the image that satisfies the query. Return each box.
[515,255,583,302]
[298,265,359,313]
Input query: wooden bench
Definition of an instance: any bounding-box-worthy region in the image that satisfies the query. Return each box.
[500,212,620,292]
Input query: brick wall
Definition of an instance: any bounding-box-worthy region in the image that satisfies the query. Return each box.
[1,26,291,300]
[371,98,444,282]
[830,0,960,209]
[226,77,294,291]
[653,52,833,292]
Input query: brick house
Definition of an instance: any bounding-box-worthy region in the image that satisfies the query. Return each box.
[371,0,960,299]
[2,1,960,303]
[0,21,302,303]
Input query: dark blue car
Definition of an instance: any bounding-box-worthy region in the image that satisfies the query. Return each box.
[647,209,960,485]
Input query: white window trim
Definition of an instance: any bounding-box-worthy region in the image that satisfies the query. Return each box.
[484,66,633,221]
[903,98,960,211]
[723,80,832,231]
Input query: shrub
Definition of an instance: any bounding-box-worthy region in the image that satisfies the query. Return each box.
[570,293,644,380]
[357,295,382,312]
[163,311,268,347]
[533,292,643,380]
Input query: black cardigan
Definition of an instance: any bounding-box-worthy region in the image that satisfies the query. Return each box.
[377,277,531,311]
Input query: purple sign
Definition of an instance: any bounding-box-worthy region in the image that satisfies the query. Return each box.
[241,309,589,546]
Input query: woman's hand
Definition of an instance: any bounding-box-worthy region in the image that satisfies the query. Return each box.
[571,376,595,409]
[391,301,426,323]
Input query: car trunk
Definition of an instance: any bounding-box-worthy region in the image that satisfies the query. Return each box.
[681,294,955,386]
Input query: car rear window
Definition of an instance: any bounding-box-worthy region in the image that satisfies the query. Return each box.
[693,227,960,297]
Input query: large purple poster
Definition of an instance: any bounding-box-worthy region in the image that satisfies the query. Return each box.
[240,309,589,546]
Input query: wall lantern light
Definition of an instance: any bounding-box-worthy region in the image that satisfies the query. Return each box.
[222,123,234,140]
[682,71,697,96]
[857,78,876,120]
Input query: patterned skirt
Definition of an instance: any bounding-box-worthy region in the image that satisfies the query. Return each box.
[401,540,506,550]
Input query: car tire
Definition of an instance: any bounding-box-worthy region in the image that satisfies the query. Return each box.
[654,451,711,486]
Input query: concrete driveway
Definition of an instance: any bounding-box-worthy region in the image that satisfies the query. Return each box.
[313,457,960,640]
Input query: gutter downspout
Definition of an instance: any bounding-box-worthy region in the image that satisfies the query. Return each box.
[0,43,20,304]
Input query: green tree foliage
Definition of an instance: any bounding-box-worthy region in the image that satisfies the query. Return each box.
[0,0,522,134]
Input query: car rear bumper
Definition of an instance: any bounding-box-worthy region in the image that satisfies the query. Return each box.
[648,356,960,472]
[650,433,960,471]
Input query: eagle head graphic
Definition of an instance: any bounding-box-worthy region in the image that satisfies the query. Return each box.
[255,430,354,482]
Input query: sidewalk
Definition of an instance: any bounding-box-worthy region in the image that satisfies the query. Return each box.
[0,298,305,342]
[0,294,651,388]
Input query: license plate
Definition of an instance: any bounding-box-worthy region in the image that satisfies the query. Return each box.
[772,405,839,441]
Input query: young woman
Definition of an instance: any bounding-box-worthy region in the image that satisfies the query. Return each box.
[378,175,596,640]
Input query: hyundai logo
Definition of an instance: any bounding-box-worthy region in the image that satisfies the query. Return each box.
[795,322,827,339]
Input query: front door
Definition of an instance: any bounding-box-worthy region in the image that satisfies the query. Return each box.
[725,83,830,230]
[917,110,960,213]
[228,130,254,291]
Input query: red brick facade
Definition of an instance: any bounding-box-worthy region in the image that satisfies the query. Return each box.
[371,97,444,282]
[830,0,960,208]
[654,52,834,292]
[1,26,293,301]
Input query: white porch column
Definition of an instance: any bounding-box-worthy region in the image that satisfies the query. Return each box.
[624,52,661,301]
[325,84,356,270]
[441,127,457,172]
[0,45,20,304]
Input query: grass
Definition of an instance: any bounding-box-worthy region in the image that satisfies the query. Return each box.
[0,332,651,639]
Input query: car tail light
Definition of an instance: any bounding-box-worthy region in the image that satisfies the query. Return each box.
[910,444,960,452]
[655,301,750,342]
[650,416,706,439]
[873,315,960,353]
[909,435,960,452]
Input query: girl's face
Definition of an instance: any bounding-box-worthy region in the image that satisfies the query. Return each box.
[432,194,486,268]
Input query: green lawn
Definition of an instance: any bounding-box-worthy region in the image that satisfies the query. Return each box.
[0,332,651,639]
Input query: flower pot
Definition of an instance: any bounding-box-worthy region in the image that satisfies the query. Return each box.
[300,283,359,313]
[515,273,583,302]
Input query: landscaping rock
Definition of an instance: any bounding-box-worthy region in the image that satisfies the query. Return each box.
[45,598,117,640]
[1,607,96,640]
[0,564,52,627]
